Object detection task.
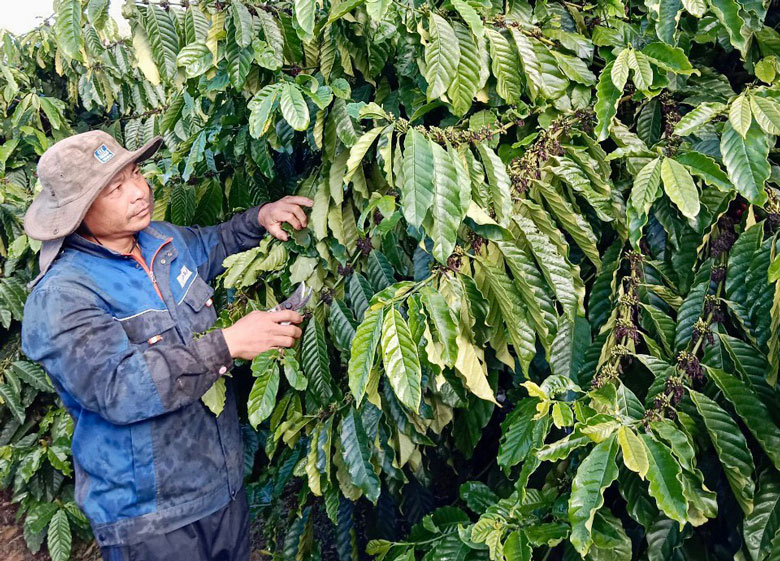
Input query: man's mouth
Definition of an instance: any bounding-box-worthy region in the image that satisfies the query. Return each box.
[132,206,150,218]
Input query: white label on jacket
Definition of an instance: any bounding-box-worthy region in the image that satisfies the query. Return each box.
[177,265,192,288]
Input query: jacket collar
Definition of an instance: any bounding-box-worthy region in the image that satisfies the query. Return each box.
[64,224,170,261]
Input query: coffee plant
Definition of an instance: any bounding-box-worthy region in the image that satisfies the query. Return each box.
[2,0,780,560]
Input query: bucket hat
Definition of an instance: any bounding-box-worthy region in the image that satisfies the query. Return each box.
[24,130,163,287]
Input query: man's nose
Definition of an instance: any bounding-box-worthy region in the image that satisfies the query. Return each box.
[129,178,149,200]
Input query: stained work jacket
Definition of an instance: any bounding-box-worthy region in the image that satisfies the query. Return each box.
[21,207,266,547]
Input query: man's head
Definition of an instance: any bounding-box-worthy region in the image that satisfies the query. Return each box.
[24,130,163,286]
[80,161,153,239]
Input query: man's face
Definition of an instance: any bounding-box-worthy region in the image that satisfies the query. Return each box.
[82,162,152,238]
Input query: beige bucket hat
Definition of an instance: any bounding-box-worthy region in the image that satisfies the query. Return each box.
[24,130,163,286]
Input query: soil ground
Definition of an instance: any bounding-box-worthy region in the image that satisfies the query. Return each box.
[1,490,272,561]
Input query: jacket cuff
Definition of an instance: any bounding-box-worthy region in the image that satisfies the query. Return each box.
[192,329,234,377]
[242,205,268,235]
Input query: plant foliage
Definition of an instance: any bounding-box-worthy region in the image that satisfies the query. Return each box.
[2,0,780,560]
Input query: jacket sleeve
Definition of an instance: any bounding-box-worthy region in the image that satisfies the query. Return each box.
[174,204,268,283]
[21,286,233,426]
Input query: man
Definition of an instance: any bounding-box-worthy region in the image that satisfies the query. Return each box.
[21,130,313,561]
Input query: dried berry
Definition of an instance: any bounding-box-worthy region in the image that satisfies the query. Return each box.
[711,265,727,283]
[356,236,373,255]
[337,264,354,277]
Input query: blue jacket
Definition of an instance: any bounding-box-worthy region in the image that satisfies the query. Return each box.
[21,207,266,547]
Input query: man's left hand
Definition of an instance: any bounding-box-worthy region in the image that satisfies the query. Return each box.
[258,196,314,241]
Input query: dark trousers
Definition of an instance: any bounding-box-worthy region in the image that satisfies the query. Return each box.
[100,488,250,561]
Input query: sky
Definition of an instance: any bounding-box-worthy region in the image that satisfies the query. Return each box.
[1,0,128,36]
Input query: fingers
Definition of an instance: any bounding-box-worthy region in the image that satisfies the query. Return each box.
[269,310,304,324]
[276,324,303,339]
[284,204,308,229]
[279,208,303,230]
[267,223,288,241]
[283,196,314,207]
[271,336,298,349]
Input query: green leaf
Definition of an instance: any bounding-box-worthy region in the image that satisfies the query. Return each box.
[552,51,597,86]
[706,366,780,470]
[729,93,753,137]
[533,180,601,269]
[340,407,380,503]
[657,0,683,44]
[690,389,755,514]
[344,126,385,185]
[0,383,24,423]
[618,426,649,480]
[201,377,227,416]
[231,1,253,48]
[513,205,578,319]
[248,360,280,429]
[447,22,482,116]
[628,158,663,247]
[568,435,620,557]
[348,307,383,406]
[420,286,458,366]
[177,41,213,78]
[475,143,512,226]
[674,275,708,351]
[708,0,749,55]
[226,28,252,89]
[611,49,630,91]
[302,317,334,404]
[486,28,523,104]
[280,84,310,131]
[429,141,465,264]
[744,470,780,561]
[87,0,109,28]
[9,361,52,392]
[660,157,700,219]
[294,0,316,36]
[381,306,422,411]
[400,129,434,228]
[674,102,727,136]
[476,258,537,373]
[641,42,697,75]
[55,0,83,62]
[424,13,460,101]
[674,151,732,192]
[510,29,569,101]
[47,510,71,561]
[595,60,621,141]
[498,400,548,469]
[628,50,653,91]
[144,3,180,82]
[283,352,308,391]
[641,433,688,525]
[750,95,780,135]
[726,224,763,305]
[446,0,481,38]
[720,120,770,206]
[248,84,283,138]
[682,0,706,16]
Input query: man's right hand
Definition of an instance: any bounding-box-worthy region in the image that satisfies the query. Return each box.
[221,310,304,360]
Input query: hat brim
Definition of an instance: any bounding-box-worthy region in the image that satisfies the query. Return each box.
[24,136,163,241]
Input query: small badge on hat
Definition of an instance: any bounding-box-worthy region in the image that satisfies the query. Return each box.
[94,144,115,164]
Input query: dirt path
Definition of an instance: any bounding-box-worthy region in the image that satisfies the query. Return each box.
[0,490,101,561]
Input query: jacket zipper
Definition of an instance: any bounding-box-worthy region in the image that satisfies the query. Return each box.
[126,238,172,302]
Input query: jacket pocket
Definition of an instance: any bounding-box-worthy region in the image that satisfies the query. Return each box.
[180,276,217,335]
[118,310,178,348]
